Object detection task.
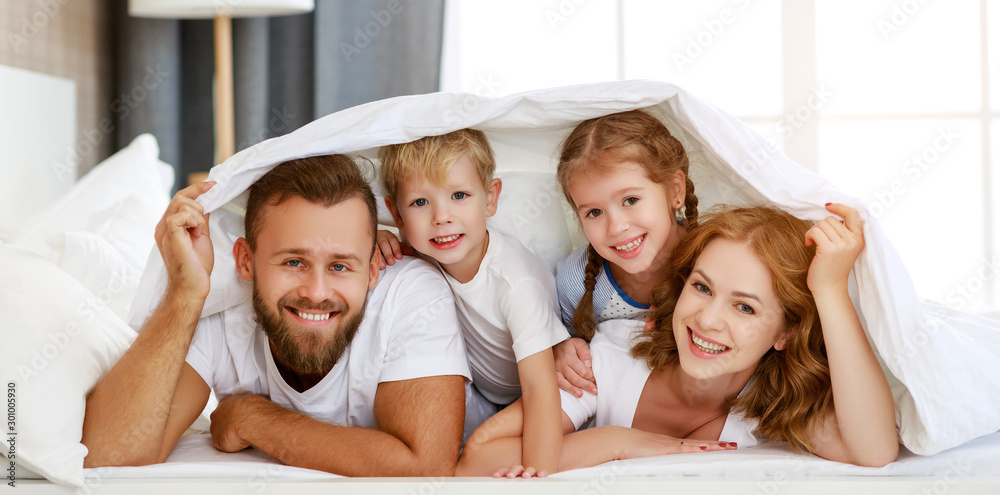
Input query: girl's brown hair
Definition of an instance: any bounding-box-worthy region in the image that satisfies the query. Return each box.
[557,109,698,341]
[631,206,832,452]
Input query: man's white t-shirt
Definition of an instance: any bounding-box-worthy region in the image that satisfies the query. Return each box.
[439,228,570,406]
[559,320,760,447]
[185,256,471,429]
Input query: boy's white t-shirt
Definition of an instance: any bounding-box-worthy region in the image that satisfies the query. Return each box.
[185,256,472,429]
[438,228,570,406]
[556,243,650,337]
[559,320,760,447]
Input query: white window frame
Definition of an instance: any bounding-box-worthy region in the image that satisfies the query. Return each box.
[441,0,998,314]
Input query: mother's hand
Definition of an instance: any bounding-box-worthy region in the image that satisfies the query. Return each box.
[804,202,865,295]
[615,427,737,460]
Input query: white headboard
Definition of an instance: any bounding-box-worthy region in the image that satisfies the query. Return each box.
[0,65,76,241]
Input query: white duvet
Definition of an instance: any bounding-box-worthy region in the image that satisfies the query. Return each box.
[130,79,1000,457]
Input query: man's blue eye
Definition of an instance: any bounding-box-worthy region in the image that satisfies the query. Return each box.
[287,260,303,267]
[585,209,602,218]
[331,264,346,272]
[452,192,467,200]
[411,198,428,207]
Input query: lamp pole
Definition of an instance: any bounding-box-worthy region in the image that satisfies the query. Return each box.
[213,14,236,164]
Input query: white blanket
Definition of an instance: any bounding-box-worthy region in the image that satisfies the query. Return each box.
[130,80,1000,456]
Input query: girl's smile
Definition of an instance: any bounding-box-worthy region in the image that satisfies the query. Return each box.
[568,162,683,276]
[611,233,647,259]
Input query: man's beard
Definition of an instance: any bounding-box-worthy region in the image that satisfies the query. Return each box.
[251,283,367,376]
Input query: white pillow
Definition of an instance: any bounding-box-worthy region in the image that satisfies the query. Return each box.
[487,171,572,273]
[50,231,141,322]
[11,133,173,270]
[82,195,166,274]
[0,245,135,486]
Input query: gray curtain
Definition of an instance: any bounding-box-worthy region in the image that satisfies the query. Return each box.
[113,0,445,193]
[315,2,445,115]
[113,6,183,173]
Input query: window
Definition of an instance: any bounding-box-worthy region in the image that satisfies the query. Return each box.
[441,0,997,316]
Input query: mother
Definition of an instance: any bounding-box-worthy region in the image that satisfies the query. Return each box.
[456,205,898,476]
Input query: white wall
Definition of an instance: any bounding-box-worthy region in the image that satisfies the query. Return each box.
[0,65,75,241]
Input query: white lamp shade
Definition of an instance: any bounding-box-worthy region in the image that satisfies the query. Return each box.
[129,0,314,19]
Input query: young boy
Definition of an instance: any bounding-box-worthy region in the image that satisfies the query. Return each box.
[379,129,568,476]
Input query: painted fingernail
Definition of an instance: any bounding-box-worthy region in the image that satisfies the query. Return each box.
[700,446,707,451]
[729,442,738,447]
[825,202,832,206]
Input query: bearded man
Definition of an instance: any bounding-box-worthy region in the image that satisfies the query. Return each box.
[82,155,470,476]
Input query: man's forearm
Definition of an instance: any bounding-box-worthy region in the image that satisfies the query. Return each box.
[235,396,454,477]
[82,292,205,466]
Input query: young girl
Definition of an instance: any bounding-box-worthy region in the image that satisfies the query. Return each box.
[553,109,698,397]
[455,205,899,476]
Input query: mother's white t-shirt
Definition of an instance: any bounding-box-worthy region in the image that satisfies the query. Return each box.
[559,320,760,447]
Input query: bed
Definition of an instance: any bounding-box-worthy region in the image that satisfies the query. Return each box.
[3,78,1000,494]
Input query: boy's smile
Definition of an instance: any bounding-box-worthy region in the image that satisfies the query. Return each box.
[430,233,465,249]
[388,154,502,283]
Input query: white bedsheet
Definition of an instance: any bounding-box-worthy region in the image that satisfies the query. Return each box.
[128,80,1000,457]
[83,435,338,481]
[83,431,1000,480]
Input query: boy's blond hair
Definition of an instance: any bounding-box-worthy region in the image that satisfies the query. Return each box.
[379,129,496,202]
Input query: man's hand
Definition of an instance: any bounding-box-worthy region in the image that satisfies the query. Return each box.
[553,338,597,397]
[155,181,216,300]
[210,393,260,453]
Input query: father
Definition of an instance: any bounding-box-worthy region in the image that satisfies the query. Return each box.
[82,155,470,476]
